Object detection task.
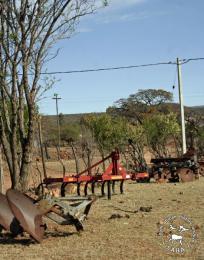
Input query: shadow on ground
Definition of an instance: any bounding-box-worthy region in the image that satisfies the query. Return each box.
[0,230,75,245]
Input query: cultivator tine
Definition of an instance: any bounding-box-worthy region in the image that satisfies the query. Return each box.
[107,180,111,199]
[77,182,81,196]
[91,181,95,194]
[0,193,23,236]
[120,180,124,194]
[6,189,45,243]
[61,183,66,197]
[101,181,106,197]
[84,182,89,196]
[112,181,116,194]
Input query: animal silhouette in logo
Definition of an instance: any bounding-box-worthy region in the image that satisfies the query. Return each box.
[168,224,189,245]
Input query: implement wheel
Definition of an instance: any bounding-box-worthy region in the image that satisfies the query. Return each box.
[177,168,195,182]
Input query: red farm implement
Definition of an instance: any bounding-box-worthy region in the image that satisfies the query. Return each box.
[42,150,131,200]
[131,171,150,183]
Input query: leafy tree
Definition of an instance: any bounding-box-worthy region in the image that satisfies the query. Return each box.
[79,119,97,171]
[143,113,180,157]
[82,114,148,170]
[131,89,173,106]
[60,123,81,142]
[107,89,173,124]
[126,123,147,169]
[81,114,128,156]
[0,0,99,191]
[197,126,204,157]
[185,115,204,157]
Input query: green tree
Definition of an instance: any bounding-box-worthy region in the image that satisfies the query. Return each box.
[60,123,81,142]
[107,89,173,124]
[185,115,204,157]
[143,113,180,157]
[82,114,128,156]
[82,114,148,170]
[126,123,147,169]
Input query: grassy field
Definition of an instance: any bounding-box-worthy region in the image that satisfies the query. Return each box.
[0,175,204,260]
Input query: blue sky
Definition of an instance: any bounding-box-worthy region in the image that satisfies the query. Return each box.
[38,0,204,115]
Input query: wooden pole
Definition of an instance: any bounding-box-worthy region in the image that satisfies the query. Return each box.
[52,93,61,150]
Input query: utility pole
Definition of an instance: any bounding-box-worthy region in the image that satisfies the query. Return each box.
[177,58,187,154]
[52,93,61,149]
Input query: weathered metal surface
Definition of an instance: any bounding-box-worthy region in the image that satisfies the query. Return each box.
[0,192,22,235]
[37,194,96,231]
[198,161,204,176]
[177,168,195,182]
[151,157,191,163]
[151,156,199,183]
[6,189,45,243]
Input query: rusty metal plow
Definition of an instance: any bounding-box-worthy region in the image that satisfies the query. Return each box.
[37,194,96,231]
[0,189,96,243]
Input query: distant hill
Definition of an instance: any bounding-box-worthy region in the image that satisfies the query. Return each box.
[190,105,204,115]
[41,104,204,124]
[42,112,104,124]
[158,103,204,115]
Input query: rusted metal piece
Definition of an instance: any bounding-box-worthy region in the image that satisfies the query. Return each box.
[131,172,150,182]
[151,167,171,182]
[151,157,199,183]
[198,161,204,176]
[6,189,45,243]
[0,192,23,235]
[177,168,195,182]
[36,194,96,231]
[0,188,96,242]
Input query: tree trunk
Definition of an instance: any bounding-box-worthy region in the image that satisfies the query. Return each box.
[70,141,79,174]
[17,106,36,191]
[0,145,4,193]
[44,143,50,160]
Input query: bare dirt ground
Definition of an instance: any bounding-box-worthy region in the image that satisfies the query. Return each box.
[1,172,204,260]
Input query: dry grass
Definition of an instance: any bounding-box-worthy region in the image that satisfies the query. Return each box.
[1,175,204,260]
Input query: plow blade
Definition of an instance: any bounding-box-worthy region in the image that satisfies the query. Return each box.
[0,193,23,235]
[6,189,45,243]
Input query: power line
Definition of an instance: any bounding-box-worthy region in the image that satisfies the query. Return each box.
[180,57,204,64]
[31,57,204,76]
[39,61,175,75]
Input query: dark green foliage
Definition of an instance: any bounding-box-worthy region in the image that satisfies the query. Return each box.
[107,89,173,124]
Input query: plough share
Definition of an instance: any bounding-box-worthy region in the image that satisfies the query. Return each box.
[0,189,95,243]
